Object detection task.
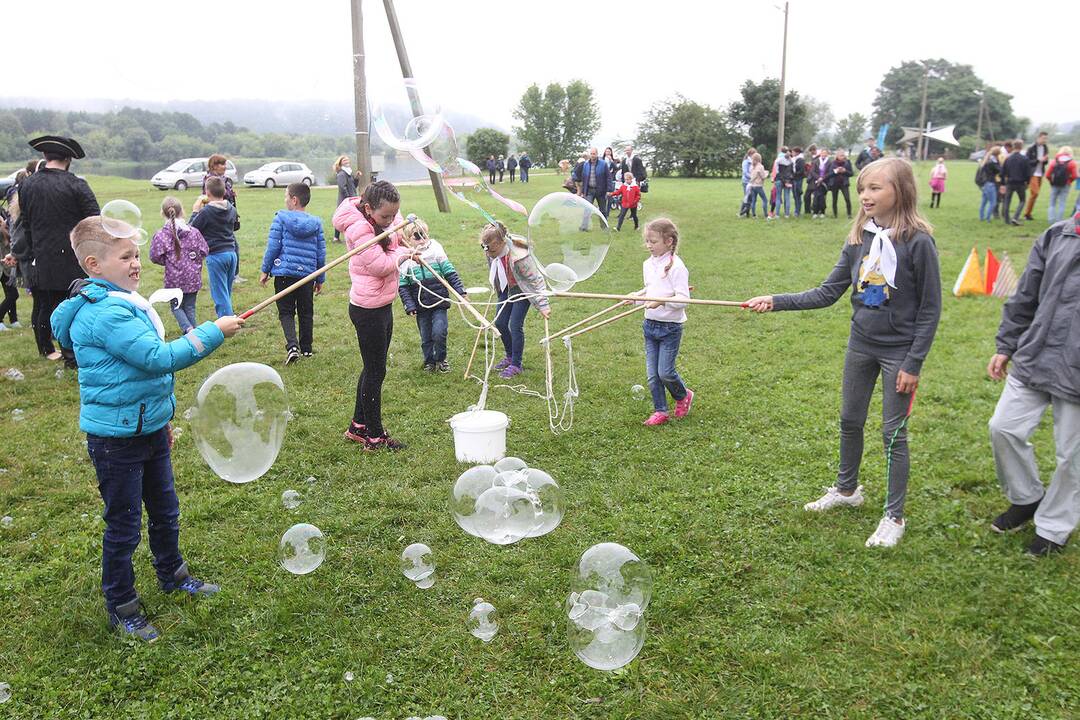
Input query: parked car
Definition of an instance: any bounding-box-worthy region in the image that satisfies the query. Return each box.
[151,158,238,191]
[0,170,19,195]
[969,149,987,162]
[243,162,316,188]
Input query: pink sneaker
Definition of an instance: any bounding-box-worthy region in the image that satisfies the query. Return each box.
[499,364,523,379]
[674,389,694,418]
[643,411,669,426]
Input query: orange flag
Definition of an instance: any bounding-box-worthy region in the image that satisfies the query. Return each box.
[953,247,984,296]
[984,249,1000,295]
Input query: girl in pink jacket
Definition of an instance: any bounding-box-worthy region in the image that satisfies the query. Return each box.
[332,180,417,451]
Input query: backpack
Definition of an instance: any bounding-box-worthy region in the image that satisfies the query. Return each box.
[974,164,987,187]
[1048,160,1070,188]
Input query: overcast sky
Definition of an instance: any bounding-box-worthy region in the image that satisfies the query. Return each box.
[5,0,1074,142]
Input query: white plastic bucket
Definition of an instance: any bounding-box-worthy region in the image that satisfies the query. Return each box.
[449,410,509,463]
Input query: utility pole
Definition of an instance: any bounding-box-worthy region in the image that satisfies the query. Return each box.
[974,92,984,147]
[917,62,931,161]
[349,0,371,185]
[775,1,789,158]
[382,0,451,212]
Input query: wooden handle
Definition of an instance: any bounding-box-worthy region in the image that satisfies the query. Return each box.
[415,257,499,337]
[538,299,629,344]
[561,304,645,341]
[552,290,748,307]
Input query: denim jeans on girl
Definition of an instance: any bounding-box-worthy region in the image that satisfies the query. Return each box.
[979,181,999,221]
[87,428,184,613]
[494,287,529,367]
[169,292,198,333]
[1047,185,1072,223]
[643,318,688,412]
[416,307,449,364]
[746,186,768,216]
[206,251,238,317]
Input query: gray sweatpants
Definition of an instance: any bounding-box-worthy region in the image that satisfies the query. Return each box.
[836,347,914,519]
[989,375,1080,545]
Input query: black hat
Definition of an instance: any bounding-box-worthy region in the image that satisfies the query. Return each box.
[28,135,85,159]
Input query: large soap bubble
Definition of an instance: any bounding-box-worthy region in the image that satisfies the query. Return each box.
[467,598,499,642]
[522,468,565,538]
[279,523,325,575]
[567,543,653,670]
[400,543,435,589]
[528,192,611,291]
[493,456,528,473]
[188,362,290,484]
[101,199,149,246]
[372,78,444,152]
[472,486,539,545]
[450,465,498,537]
[409,124,461,176]
[452,461,564,543]
[444,157,526,222]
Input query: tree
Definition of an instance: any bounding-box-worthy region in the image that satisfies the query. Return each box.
[804,96,835,145]
[512,80,601,165]
[635,96,749,178]
[871,59,1024,150]
[833,112,868,150]
[465,128,510,166]
[728,78,812,156]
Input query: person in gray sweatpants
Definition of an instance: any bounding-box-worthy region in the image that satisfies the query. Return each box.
[987,215,1080,556]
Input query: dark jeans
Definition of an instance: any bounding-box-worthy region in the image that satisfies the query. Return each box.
[793,179,803,215]
[1003,183,1026,221]
[616,206,639,231]
[804,182,815,214]
[745,186,768,216]
[0,282,18,323]
[581,188,610,227]
[169,292,198,333]
[415,307,449,363]
[87,428,184,613]
[509,169,516,182]
[831,186,852,217]
[31,287,73,364]
[498,170,504,182]
[488,169,496,184]
[349,302,393,436]
[494,287,529,367]
[643,318,688,412]
[520,168,529,183]
[274,276,314,352]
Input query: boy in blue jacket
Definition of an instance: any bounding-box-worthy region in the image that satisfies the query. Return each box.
[397,218,466,373]
[51,216,244,642]
[259,183,326,365]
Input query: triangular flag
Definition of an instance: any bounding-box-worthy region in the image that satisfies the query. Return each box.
[953,247,984,297]
[984,249,1000,295]
[991,252,1019,298]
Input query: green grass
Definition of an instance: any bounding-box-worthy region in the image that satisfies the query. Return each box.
[1,165,1077,719]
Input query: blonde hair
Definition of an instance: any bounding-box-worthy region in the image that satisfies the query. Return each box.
[333,155,350,173]
[480,221,527,251]
[1060,145,1074,156]
[847,157,933,245]
[402,217,429,244]
[161,196,185,256]
[644,217,680,275]
[70,216,131,267]
[982,146,1002,165]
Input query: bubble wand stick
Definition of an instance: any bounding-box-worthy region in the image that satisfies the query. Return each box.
[552,290,748,307]
[539,296,640,345]
[238,215,417,320]
[550,304,646,343]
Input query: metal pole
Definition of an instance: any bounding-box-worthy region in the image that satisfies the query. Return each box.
[776,1,789,158]
[382,0,451,213]
[975,94,983,147]
[350,0,371,186]
[917,63,930,161]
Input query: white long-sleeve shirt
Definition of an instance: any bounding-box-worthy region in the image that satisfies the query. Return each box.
[641,252,689,323]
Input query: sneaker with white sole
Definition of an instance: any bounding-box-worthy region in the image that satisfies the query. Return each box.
[865,515,906,548]
[804,485,864,512]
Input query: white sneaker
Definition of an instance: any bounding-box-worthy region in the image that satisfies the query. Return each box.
[804,485,864,512]
[865,516,906,548]
[0,323,7,331]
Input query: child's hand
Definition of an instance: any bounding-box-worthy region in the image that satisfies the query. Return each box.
[259,272,270,286]
[2,254,14,267]
[746,295,774,312]
[896,370,919,394]
[987,353,1010,380]
[215,315,245,338]
[539,306,551,319]
[166,422,175,448]
[645,301,662,309]
[314,283,323,295]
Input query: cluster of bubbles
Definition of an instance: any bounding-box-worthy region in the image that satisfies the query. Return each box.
[400,543,436,589]
[278,523,325,575]
[450,456,564,545]
[566,543,654,671]
[187,363,290,484]
[467,598,499,642]
[101,199,149,246]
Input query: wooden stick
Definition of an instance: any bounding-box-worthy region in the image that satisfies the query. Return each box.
[539,300,627,344]
[561,304,645,341]
[414,256,499,337]
[463,294,492,380]
[239,216,414,319]
[543,316,554,401]
[552,290,747,307]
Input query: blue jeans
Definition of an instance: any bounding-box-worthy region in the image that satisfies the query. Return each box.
[494,287,529,367]
[1047,185,1071,223]
[746,186,768,216]
[87,428,184,612]
[643,319,687,412]
[520,167,529,183]
[979,181,998,221]
[793,179,803,215]
[416,307,449,363]
[780,185,792,216]
[169,291,198,333]
[206,252,237,317]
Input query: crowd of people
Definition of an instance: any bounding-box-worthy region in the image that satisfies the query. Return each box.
[561,145,648,231]
[739,143,876,220]
[975,132,1080,224]
[484,152,532,184]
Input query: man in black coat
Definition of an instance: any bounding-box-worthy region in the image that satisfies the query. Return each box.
[518,153,532,183]
[1002,139,1033,226]
[10,136,99,365]
[1021,131,1050,221]
[620,145,647,184]
[855,139,877,170]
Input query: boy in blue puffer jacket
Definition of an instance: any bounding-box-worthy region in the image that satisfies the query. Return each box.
[51,215,244,643]
[397,218,467,373]
[259,183,326,365]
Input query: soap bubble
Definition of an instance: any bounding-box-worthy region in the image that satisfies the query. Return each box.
[189,362,290,484]
[1,516,12,528]
[409,123,460,175]
[101,199,149,246]
[528,193,611,290]
[631,384,646,400]
[493,456,528,473]
[468,598,499,642]
[372,78,444,152]
[522,468,565,538]
[305,475,317,484]
[278,523,325,575]
[281,489,301,510]
[400,543,435,589]
[444,157,527,222]
[472,485,540,545]
[0,682,8,704]
[343,670,355,683]
[450,465,498,537]
[4,368,24,381]
[10,409,24,422]
[567,543,653,671]
[385,673,394,684]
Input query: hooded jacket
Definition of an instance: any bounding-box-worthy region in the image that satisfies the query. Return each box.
[50,279,224,437]
[261,210,327,283]
[332,198,409,308]
[190,200,239,255]
[150,220,209,293]
[397,238,466,313]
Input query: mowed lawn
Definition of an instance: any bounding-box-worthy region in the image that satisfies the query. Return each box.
[0,164,1077,719]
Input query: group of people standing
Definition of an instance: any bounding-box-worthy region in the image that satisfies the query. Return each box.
[976,132,1080,224]
[568,145,648,231]
[740,143,866,220]
[485,153,532,184]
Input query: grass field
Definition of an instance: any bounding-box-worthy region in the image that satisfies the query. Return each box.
[1,164,1078,719]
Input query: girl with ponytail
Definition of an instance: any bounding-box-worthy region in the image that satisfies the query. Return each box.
[149,196,209,334]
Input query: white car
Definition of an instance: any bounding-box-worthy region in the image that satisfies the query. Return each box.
[151,158,238,191]
[243,162,316,188]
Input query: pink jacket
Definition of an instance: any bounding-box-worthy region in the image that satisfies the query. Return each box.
[332,199,408,308]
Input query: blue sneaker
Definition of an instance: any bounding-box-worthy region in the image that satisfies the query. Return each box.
[161,563,220,597]
[109,598,159,643]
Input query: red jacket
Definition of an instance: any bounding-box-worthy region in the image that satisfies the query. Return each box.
[1045,154,1078,186]
[610,183,641,209]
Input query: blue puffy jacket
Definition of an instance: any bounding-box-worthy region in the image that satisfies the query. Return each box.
[261,210,327,283]
[50,279,225,437]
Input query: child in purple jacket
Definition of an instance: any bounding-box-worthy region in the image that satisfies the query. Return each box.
[150,196,209,333]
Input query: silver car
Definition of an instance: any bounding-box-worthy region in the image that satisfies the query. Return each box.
[243,162,316,188]
[151,158,238,191]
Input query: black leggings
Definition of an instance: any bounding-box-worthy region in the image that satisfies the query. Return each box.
[831,186,852,217]
[0,282,17,323]
[349,302,393,437]
[31,288,73,363]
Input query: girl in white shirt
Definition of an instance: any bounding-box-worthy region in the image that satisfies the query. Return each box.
[639,218,693,426]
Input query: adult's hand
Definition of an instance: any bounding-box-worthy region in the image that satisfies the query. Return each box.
[745,295,774,312]
[987,353,1010,380]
